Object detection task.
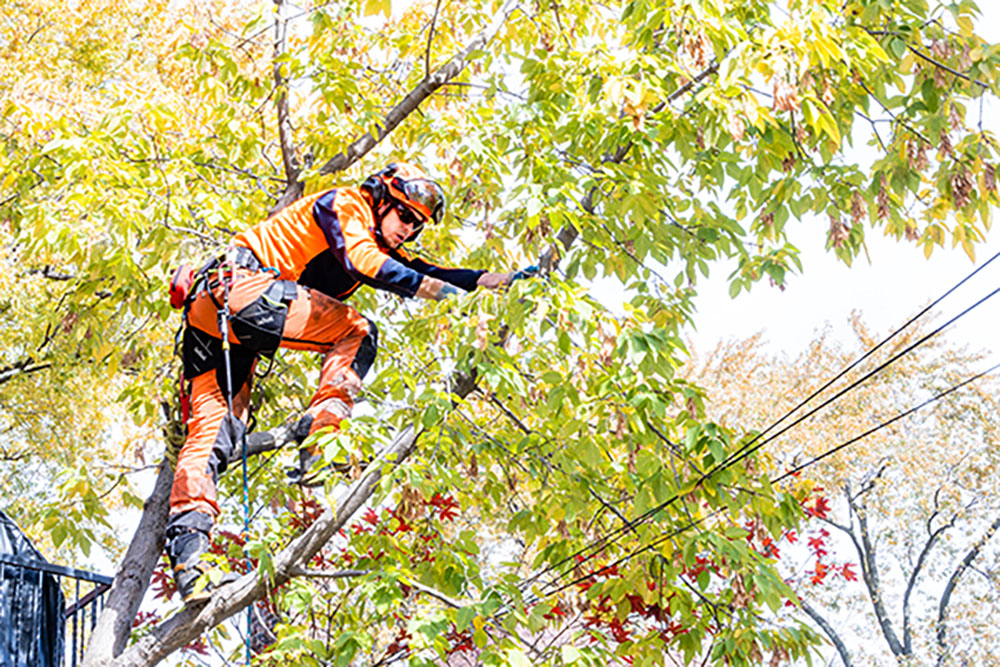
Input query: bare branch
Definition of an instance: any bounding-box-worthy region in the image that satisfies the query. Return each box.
[856,506,906,657]
[800,599,855,667]
[270,0,304,213]
[289,567,370,580]
[902,496,957,653]
[424,0,443,79]
[907,44,989,89]
[408,579,463,609]
[936,513,1000,666]
[318,1,517,177]
[0,357,52,386]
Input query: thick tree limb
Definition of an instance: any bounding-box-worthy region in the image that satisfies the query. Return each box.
[83,463,173,664]
[856,507,906,657]
[800,599,854,667]
[107,427,420,667]
[935,513,1000,666]
[317,1,516,177]
[269,0,305,214]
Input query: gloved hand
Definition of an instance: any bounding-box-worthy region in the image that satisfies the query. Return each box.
[509,265,540,283]
[435,283,462,300]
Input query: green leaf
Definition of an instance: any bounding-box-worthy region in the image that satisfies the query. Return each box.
[506,648,532,667]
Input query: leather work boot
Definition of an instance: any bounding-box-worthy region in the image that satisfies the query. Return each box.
[166,528,237,605]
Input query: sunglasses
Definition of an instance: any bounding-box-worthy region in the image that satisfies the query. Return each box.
[393,201,426,239]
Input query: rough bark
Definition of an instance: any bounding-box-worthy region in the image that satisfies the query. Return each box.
[82,426,295,665]
[82,463,173,664]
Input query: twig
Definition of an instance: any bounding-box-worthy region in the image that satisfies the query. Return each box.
[289,568,370,580]
[424,0,442,79]
[907,45,989,89]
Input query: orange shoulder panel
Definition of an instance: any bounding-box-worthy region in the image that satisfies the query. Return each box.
[333,189,389,279]
[232,191,330,280]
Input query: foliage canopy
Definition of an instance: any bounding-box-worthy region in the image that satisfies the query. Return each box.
[1,0,998,664]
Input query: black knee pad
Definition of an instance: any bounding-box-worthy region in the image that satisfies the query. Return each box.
[351,318,378,380]
[208,412,245,480]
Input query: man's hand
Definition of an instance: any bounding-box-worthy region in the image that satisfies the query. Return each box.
[477,272,512,289]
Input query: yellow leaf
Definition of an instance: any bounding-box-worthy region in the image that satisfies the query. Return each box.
[962,238,976,262]
[900,52,916,74]
[363,0,391,17]
[957,16,974,37]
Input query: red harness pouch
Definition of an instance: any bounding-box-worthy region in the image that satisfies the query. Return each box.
[169,264,195,309]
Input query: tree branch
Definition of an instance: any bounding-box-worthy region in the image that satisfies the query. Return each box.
[408,579,463,609]
[902,489,955,654]
[269,0,305,213]
[800,599,855,667]
[289,567,370,580]
[856,505,906,657]
[0,357,52,386]
[317,0,517,177]
[907,44,989,89]
[83,462,174,663]
[423,0,443,79]
[106,427,421,667]
[936,513,1000,666]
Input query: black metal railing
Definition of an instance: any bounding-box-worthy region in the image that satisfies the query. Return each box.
[0,552,113,667]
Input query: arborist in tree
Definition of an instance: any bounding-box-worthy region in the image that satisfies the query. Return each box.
[165,162,514,604]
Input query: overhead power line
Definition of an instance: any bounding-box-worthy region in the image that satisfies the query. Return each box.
[522,252,1000,594]
[536,359,1000,599]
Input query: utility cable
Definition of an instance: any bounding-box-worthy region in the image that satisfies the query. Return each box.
[775,360,1000,483]
[532,358,1000,600]
[714,284,1000,480]
[715,249,1000,473]
[522,263,1000,593]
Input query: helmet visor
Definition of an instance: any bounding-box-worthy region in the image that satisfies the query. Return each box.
[391,177,445,225]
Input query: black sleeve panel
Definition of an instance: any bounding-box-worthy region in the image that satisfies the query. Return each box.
[393,252,485,292]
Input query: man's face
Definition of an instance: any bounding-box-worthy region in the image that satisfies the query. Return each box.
[379,203,423,248]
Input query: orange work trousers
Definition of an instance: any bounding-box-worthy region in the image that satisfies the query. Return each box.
[169,268,376,524]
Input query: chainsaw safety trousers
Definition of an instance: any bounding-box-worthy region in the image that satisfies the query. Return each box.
[168,267,376,525]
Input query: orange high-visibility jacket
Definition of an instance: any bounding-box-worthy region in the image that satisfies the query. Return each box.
[233,187,483,300]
